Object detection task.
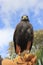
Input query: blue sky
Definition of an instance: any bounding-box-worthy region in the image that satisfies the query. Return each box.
[0,0,43,58]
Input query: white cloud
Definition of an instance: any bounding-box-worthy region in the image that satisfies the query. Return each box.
[0,0,43,17]
[0,0,43,28]
[0,28,14,58]
[38,19,43,25]
[34,0,43,16]
[0,28,14,48]
[0,0,42,29]
[0,0,37,12]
